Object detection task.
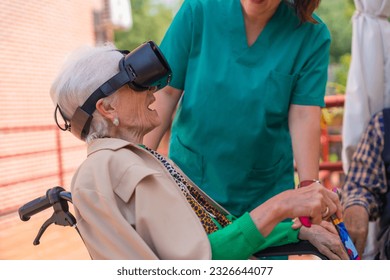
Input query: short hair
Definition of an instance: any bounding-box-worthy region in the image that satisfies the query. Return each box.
[50,43,123,143]
[285,0,322,24]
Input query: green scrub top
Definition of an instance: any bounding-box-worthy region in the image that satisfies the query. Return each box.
[160,0,330,217]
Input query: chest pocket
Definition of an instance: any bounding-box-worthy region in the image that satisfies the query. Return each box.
[264,70,297,125]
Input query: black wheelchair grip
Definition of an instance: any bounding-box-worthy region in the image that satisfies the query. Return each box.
[19,192,51,221]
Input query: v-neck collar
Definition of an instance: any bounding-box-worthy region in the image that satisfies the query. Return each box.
[229,0,286,60]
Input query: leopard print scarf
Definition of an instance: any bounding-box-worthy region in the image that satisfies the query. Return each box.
[144,147,232,234]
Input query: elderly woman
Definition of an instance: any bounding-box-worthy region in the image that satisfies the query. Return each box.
[50,41,348,260]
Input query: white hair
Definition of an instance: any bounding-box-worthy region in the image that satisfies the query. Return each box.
[50,43,124,143]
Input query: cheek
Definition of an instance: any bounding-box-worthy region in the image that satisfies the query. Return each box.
[142,109,160,127]
[120,95,160,129]
[149,110,161,127]
[132,106,159,129]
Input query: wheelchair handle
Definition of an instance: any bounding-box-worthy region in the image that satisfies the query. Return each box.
[18,186,67,221]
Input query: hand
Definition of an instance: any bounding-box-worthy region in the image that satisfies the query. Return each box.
[283,182,342,224]
[298,221,349,260]
[250,183,342,237]
[343,205,369,257]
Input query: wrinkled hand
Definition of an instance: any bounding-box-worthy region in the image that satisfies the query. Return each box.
[343,205,369,257]
[284,183,342,225]
[298,220,349,260]
[250,183,342,238]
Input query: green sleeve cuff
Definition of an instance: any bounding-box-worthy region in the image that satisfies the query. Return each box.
[208,212,266,260]
[243,218,300,253]
[208,213,300,260]
[273,221,300,244]
[237,212,267,248]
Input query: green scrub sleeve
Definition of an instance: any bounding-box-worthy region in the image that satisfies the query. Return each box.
[159,0,193,90]
[208,212,300,260]
[290,24,331,108]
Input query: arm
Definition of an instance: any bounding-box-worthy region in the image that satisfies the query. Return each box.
[289,24,331,183]
[144,0,193,149]
[289,104,322,182]
[208,214,299,260]
[342,205,369,257]
[144,86,182,149]
[341,112,387,256]
[74,189,159,259]
[209,183,345,259]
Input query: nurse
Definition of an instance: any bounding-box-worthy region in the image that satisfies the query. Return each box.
[145,0,330,217]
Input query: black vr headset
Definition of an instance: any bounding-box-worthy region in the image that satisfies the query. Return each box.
[55,40,172,140]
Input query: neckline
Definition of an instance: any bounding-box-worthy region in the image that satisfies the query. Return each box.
[234,0,284,49]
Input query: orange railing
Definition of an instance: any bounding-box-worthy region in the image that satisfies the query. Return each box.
[320,95,345,188]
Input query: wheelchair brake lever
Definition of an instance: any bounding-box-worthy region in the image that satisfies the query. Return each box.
[33,215,55,245]
[32,197,77,246]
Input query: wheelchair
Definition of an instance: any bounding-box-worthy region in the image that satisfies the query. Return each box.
[18,186,328,260]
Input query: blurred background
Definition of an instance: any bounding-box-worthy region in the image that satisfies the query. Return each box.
[0,0,355,259]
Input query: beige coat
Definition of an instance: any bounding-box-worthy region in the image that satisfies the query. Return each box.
[71,138,212,259]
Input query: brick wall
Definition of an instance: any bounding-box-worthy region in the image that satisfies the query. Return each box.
[0,0,104,241]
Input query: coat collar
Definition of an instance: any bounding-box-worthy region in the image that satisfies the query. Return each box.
[87,138,142,156]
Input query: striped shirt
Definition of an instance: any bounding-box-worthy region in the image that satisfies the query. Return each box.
[341,111,389,221]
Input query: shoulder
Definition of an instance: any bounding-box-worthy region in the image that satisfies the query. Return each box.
[85,143,142,170]
[86,138,146,165]
[299,17,330,44]
[72,139,153,191]
[310,14,331,40]
[281,2,330,42]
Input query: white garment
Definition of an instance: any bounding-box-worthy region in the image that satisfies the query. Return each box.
[342,0,390,173]
[363,221,380,259]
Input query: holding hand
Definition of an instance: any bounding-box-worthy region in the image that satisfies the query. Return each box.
[283,182,342,224]
[250,182,342,239]
[299,221,349,260]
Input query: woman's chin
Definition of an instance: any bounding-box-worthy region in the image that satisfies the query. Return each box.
[146,118,161,134]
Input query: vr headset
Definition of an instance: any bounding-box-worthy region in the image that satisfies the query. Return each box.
[55,40,172,140]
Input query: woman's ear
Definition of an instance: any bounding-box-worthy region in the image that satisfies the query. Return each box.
[96,99,116,121]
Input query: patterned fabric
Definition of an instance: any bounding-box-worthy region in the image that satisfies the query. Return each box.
[341,111,388,220]
[144,147,232,234]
